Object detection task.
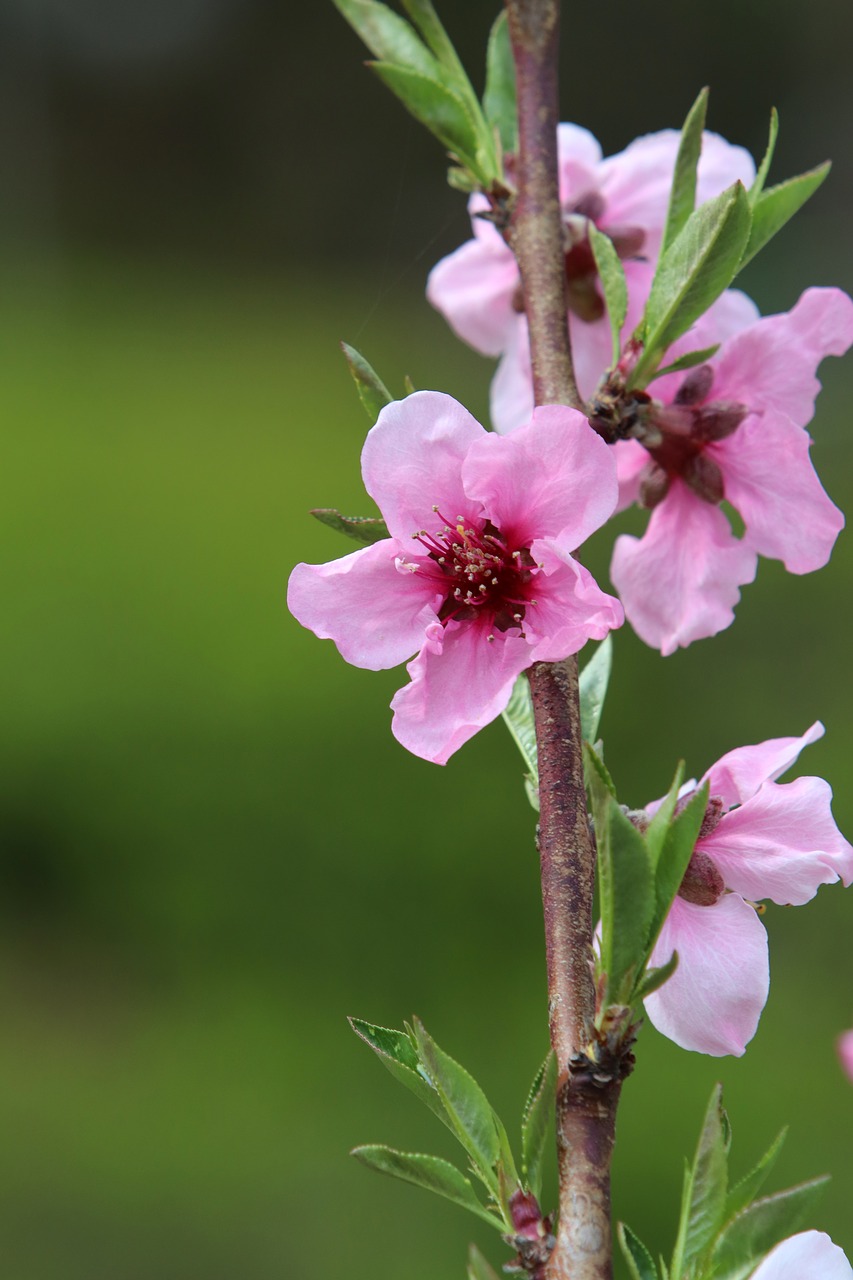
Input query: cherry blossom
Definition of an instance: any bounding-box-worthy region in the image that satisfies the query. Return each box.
[750,1231,852,1279]
[288,392,622,764]
[641,723,853,1056]
[838,1028,853,1082]
[610,287,853,654]
[428,124,755,409]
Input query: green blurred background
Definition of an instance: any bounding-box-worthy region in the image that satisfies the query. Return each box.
[0,2,852,1277]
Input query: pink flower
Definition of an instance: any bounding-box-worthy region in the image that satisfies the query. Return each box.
[838,1028,853,1082]
[611,288,853,654]
[428,124,755,409]
[288,392,622,765]
[642,723,853,1056]
[750,1232,852,1279]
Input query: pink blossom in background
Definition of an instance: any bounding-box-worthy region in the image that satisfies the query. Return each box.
[838,1028,853,1082]
[611,287,853,654]
[641,723,853,1056]
[288,392,622,765]
[428,124,755,409]
[749,1231,852,1279]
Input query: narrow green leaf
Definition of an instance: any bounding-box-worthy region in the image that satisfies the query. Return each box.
[413,1019,501,1187]
[579,635,613,743]
[349,1017,452,1130]
[584,740,618,800]
[588,227,628,365]
[370,61,483,177]
[351,1146,504,1228]
[724,1129,787,1223]
[643,762,687,869]
[633,183,751,386]
[468,1244,501,1280]
[311,509,390,545]
[502,673,539,807]
[403,374,417,394]
[740,162,830,269]
[653,345,720,378]
[710,1178,829,1280]
[682,1085,730,1271]
[492,1109,521,1201]
[521,1051,556,1197]
[632,950,679,1003]
[670,1160,695,1280]
[333,0,439,77]
[650,781,709,945]
[483,11,517,155]
[749,107,779,204]
[660,87,709,255]
[401,0,465,77]
[618,1223,659,1280]
[341,342,393,423]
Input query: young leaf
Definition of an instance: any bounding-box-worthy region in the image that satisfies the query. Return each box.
[483,11,517,155]
[669,1160,695,1280]
[749,107,779,204]
[579,635,613,743]
[341,342,393,423]
[413,1019,501,1188]
[521,1051,556,1198]
[632,183,751,386]
[468,1244,501,1280]
[401,0,466,73]
[739,162,830,269]
[618,1222,659,1280]
[351,1146,504,1228]
[632,949,679,1003]
[370,62,483,177]
[502,673,539,806]
[589,226,628,365]
[660,87,709,256]
[643,762,687,869]
[710,1177,829,1280]
[333,0,439,78]
[681,1085,730,1271]
[653,345,720,378]
[311,509,390,545]
[584,740,618,800]
[349,1017,452,1130]
[724,1128,787,1222]
[649,781,709,944]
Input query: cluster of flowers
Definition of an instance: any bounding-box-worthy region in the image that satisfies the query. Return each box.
[288,124,853,1068]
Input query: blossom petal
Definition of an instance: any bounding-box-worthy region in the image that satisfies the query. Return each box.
[703,722,825,808]
[462,405,617,549]
[838,1030,853,1083]
[287,541,440,670]
[613,440,650,511]
[524,544,624,661]
[750,1232,852,1280]
[610,481,757,654]
[426,235,519,356]
[390,619,531,765]
[648,287,760,406]
[711,287,853,426]
[645,894,769,1056]
[715,410,844,573]
[556,123,603,195]
[700,776,853,905]
[362,391,485,544]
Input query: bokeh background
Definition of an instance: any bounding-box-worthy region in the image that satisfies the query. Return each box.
[1,1,852,1277]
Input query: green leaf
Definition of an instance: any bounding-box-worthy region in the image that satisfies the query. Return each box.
[403,373,417,395]
[584,740,617,800]
[579,635,613,744]
[618,1223,659,1280]
[351,1146,504,1228]
[483,11,517,155]
[660,87,709,256]
[333,0,439,78]
[643,762,686,869]
[649,781,709,945]
[502,673,539,807]
[589,769,655,1004]
[349,1017,451,1130]
[589,227,628,365]
[310,509,390,545]
[468,1244,501,1280]
[724,1128,787,1223]
[521,1051,556,1198]
[749,107,779,204]
[739,162,830,269]
[653,345,720,378]
[413,1019,501,1189]
[632,183,751,386]
[632,949,679,1002]
[370,61,483,177]
[681,1085,730,1271]
[710,1178,829,1280]
[341,342,393,423]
